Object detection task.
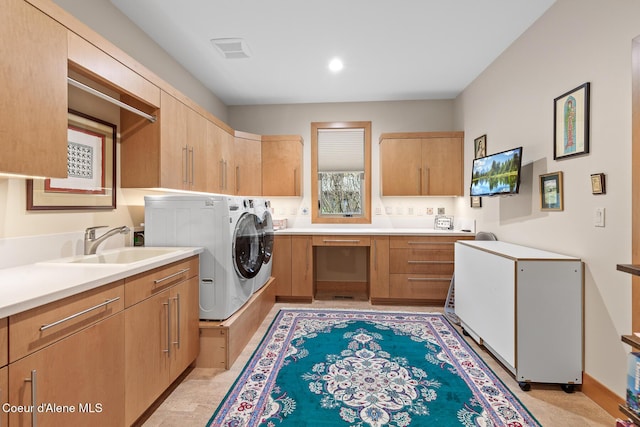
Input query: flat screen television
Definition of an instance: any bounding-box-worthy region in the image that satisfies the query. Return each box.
[470,147,523,197]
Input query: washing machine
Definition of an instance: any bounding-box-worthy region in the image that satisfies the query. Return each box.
[143,194,265,320]
[253,198,274,292]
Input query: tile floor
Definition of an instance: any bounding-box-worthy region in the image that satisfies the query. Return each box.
[141,301,616,426]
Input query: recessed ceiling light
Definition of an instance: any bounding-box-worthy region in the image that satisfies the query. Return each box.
[328,58,344,73]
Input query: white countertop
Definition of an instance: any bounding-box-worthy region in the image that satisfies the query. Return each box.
[456,240,580,260]
[0,246,202,318]
[275,227,475,236]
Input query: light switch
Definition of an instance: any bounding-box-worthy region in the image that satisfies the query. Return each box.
[594,207,605,227]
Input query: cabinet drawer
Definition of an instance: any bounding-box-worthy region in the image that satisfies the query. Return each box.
[389,249,454,274]
[0,317,6,367]
[9,280,124,362]
[312,235,371,246]
[125,256,198,307]
[389,235,472,249]
[389,274,451,301]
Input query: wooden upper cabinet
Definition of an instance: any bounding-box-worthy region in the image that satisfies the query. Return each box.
[121,90,209,191]
[206,120,235,194]
[262,135,303,196]
[380,132,464,196]
[0,0,68,178]
[234,131,262,196]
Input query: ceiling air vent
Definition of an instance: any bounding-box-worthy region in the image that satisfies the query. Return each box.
[210,38,251,59]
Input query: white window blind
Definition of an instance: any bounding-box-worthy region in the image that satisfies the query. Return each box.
[317,128,365,172]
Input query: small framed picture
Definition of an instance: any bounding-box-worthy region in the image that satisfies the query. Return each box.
[591,173,606,194]
[540,171,564,211]
[474,134,487,158]
[470,196,482,208]
[554,82,590,160]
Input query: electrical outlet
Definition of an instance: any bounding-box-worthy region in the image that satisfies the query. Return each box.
[385,206,393,215]
[407,207,414,215]
[426,207,434,215]
[594,207,605,227]
[375,207,382,215]
[438,207,445,215]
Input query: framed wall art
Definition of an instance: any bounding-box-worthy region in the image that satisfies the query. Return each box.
[27,110,117,210]
[474,134,487,158]
[554,82,590,160]
[540,171,564,211]
[590,173,606,194]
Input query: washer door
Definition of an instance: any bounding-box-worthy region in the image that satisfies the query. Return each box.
[259,210,274,264]
[233,212,264,279]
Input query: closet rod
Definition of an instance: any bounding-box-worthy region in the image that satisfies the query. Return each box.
[68,77,157,123]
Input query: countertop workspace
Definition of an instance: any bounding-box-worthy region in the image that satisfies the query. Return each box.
[0,246,202,318]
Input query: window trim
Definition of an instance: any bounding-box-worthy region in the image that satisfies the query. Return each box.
[311,121,372,224]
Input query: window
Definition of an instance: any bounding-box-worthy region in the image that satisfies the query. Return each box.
[311,121,371,224]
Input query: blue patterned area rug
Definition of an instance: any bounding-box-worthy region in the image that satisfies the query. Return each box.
[208,309,540,427]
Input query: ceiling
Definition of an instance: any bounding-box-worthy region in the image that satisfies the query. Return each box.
[109,0,556,106]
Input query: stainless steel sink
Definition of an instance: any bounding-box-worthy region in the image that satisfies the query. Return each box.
[49,248,183,265]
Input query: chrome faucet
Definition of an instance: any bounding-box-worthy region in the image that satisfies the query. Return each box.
[84,225,131,255]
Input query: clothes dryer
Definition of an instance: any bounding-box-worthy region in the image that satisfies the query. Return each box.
[253,198,274,291]
[144,194,264,320]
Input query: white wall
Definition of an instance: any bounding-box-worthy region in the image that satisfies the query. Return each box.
[228,100,464,228]
[454,0,640,397]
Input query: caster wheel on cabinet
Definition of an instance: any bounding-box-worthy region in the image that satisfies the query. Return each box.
[518,382,531,392]
[561,384,576,393]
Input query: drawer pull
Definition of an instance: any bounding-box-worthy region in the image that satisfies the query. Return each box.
[322,239,361,244]
[39,297,120,332]
[407,241,454,245]
[407,277,450,282]
[407,260,454,264]
[154,268,190,284]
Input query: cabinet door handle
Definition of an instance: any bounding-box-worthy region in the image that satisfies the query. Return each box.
[418,167,422,194]
[24,369,37,427]
[182,145,189,185]
[407,277,447,282]
[173,294,181,349]
[224,160,228,190]
[322,239,360,244]
[39,297,120,331]
[154,268,190,284]
[163,299,171,357]
[293,168,298,195]
[189,146,195,186]
[235,166,240,193]
[219,159,225,190]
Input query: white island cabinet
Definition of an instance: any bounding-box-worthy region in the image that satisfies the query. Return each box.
[454,240,583,391]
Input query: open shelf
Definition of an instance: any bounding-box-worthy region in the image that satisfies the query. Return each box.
[623,335,640,349]
[619,404,640,425]
[617,264,640,276]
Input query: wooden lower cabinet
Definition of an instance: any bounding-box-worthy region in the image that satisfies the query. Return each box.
[0,317,6,367]
[1,365,7,427]
[272,235,292,296]
[369,236,390,300]
[8,312,125,426]
[387,235,474,303]
[273,235,313,300]
[291,236,313,299]
[124,275,199,425]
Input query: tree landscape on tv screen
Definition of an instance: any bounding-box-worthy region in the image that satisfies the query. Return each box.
[471,148,522,196]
